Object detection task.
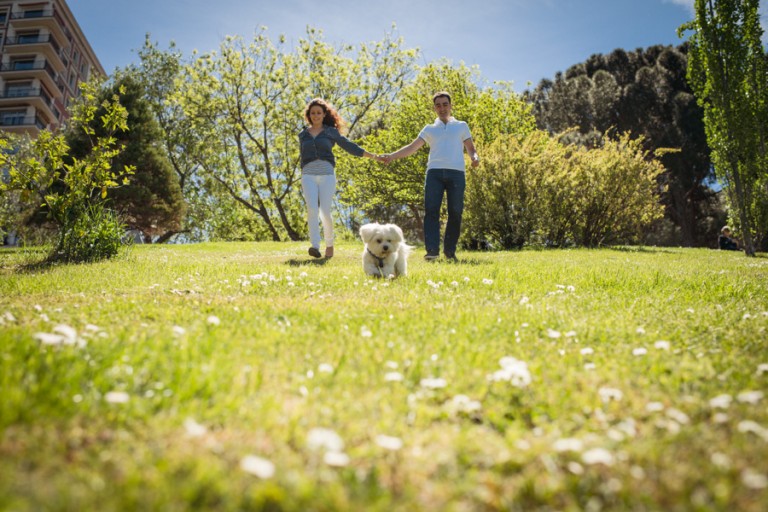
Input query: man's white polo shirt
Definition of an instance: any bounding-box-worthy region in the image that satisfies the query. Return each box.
[418,117,472,172]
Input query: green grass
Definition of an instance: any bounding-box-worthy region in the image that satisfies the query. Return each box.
[1,242,767,511]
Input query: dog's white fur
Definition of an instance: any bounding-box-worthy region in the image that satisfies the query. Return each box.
[359,223,411,278]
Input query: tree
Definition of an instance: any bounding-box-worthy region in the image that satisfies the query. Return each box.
[66,75,184,243]
[525,45,718,247]
[176,27,417,241]
[680,0,767,256]
[0,81,132,262]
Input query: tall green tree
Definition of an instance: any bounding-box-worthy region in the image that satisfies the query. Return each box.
[525,45,717,247]
[177,27,417,241]
[67,75,184,243]
[680,0,767,256]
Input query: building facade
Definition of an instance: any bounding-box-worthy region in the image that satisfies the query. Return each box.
[0,0,104,137]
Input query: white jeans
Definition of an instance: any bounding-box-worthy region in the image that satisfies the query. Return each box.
[301,173,336,248]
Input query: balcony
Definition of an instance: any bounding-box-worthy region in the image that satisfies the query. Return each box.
[3,34,65,71]
[9,9,67,45]
[0,113,49,136]
[0,86,56,120]
[0,61,60,98]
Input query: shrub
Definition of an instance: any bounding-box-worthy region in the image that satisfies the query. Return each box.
[54,203,126,263]
[464,130,665,248]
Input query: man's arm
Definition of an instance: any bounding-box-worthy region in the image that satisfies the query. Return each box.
[383,137,426,163]
[464,138,480,168]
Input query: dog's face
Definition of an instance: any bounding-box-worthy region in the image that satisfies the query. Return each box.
[359,223,404,258]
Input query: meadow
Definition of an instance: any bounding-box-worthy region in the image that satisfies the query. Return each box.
[1,242,767,511]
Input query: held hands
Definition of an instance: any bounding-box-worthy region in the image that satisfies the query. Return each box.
[372,154,393,165]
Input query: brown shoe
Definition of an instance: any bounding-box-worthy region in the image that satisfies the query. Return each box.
[308,247,321,258]
[325,247,334,258]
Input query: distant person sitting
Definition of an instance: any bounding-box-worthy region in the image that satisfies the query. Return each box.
[718,226,740,251]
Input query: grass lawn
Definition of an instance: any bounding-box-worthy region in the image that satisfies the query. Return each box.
[1,242,767,511]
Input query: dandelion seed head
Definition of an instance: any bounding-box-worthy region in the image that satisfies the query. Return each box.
[580,347,594,355]
[307,428,344,452]
[553,437,583,452]
[105,391,130,404]
[240,455,275,478]
[360,326,372,338]
[710,452,730,469]
[546,328,561,339]
[757,363,768,375]
[742,469,768,489]
[375,434,403,451]
[709,394,732,409]
[206,315,221,326]
[737,390,764,404]
[318,363,334,374]
[172,325,186,336]
[666,408,690,424]
[385,372,404,382]
[598,387,623,403]
[420,377,447,389]
[34,332,65,346]
[323,451,350,467]
[632,347,647,356]
[654,340,671,350]
[184,418,208,437]
[646,401,665,412]
[582,448,615,466]
[482,278,493,285]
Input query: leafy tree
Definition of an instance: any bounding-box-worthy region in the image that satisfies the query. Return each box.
[130,36,221,242]
[525,45,717,247]
[344,62,536,238]
[680,0,767,256]
[0,81,132,262]
[176,27,417,241]
[66,75,184,243]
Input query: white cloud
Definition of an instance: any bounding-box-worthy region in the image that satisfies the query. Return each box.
[664,0,694,13]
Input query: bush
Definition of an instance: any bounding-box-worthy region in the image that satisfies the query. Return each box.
[54,203,126,263]
[464,130,665,248]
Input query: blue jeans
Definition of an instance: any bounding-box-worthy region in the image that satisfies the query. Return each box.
[424,168,465,257]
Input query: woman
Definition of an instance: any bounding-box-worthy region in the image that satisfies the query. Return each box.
[299,98,381,258]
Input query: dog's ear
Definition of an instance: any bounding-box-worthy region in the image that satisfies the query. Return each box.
[389,224,404,242]
[359,223,375,243]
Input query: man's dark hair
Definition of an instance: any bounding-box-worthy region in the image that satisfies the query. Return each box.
[432,91,451,104]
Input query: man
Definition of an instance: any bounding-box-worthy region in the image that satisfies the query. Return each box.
[718,226,740,251]
[383,92,480,261]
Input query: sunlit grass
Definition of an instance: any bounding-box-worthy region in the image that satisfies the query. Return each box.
[1,242,767,510]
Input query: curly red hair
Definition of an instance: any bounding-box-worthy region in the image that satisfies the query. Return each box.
[304,98,345,131]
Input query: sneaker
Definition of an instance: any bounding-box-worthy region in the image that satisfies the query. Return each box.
[325,247,334,258]
[424,252,439,261]
[308,247,322,258]
[445,254,458,262]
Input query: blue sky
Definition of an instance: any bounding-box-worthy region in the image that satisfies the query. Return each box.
[68,0,765,92]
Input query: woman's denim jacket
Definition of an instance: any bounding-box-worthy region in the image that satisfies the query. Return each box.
[299,126,365,168]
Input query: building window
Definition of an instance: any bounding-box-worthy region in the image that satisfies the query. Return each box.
[0,10,8,24]
[16,31,40,44]
[0,110,29,126]
[11,58,36,70]
[5,82,34,98]
[68,71,76,90]
[22,9,46,19]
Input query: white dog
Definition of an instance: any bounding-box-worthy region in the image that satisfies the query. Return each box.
[359,223,411,278]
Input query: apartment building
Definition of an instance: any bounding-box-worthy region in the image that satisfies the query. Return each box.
[0,0,104,136]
